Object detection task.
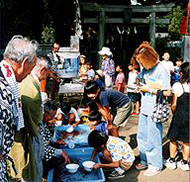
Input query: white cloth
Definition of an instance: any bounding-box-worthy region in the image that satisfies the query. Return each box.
[0,60,24,130]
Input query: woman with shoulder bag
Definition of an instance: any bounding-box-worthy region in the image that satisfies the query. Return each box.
[131,42,171,176]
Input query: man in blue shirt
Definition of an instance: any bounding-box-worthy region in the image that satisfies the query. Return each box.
[84,80,132,136]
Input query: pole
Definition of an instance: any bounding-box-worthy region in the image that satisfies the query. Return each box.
[98,10,105,68]
[149,12,156,48]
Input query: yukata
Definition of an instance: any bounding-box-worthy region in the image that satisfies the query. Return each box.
[40,123,64,178]
[0,61,24,182]
[79,64,88,80]
[101,57,115,88]
[0,69,15,182]
[40,123,62,161]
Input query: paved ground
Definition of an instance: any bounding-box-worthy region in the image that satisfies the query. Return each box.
[106,114,190,182]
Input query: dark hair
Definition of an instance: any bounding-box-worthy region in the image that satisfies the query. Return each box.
[87,62,92,66]
[44,100,57,112]
[52,42,60,48]
[88,130,108,149]
[176,57,183,62]
[116,64,123,70]
[84,80,99,95]
[60,102,71,114]
[86,100,98,111]
[180,62,190,84]
[128,63,133,67]
[88,110,102,122]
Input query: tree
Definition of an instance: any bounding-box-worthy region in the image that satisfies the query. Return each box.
[166,5,184,34]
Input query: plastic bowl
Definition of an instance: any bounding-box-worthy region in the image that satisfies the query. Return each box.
[82,161,95,172]
[66,126,74,133]
[66,164,79,173]
[55,120,62,126]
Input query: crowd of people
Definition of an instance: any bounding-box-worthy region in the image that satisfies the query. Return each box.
[0,35,189,182]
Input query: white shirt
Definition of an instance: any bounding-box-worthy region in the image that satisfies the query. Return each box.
[172,82,190,97]
[127,71,138,92]
[161,60,174,76]
[56,107,80,122]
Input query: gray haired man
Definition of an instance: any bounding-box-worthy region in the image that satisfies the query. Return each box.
[0,35,38,182]
[8,56,51,181]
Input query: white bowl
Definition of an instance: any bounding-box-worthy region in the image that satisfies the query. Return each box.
[82,161,95,172]
[66,163,79,173]
[55,120,62,126]
[66,126,74,133]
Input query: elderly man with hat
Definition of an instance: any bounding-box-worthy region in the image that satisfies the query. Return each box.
[98,47,115,88]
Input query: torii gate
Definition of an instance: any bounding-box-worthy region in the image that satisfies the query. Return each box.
[80,2,175,66]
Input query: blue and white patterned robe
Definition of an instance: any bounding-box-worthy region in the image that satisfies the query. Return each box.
[0,68,16,182]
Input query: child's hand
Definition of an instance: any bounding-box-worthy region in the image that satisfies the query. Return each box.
[48,118,56,124]
[56,139,66,145]
[61,151,70,165]
[93,163,101,169]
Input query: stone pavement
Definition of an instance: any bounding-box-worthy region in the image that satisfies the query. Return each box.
[106,114,190,182]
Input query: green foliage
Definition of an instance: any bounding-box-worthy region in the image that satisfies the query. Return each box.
[165,5,184,33]
[41,23,55,44]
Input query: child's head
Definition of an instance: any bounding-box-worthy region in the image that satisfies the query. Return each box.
[162,52,170,61]
[179,62,190,84]
[88,110,102,125]
[116,64,123,72]
[128,64,134,71]
[88,130,108,149]
[87,62,92,69]
[176,58,183,67]
[60,102,71,115]
[79,55,87,65]
[84,80,100,100]
[43,100,57,123]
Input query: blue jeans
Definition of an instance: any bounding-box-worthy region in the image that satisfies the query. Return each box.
[137,113,163,170]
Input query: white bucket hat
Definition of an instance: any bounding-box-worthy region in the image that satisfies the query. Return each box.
[98,47,112,56]
[95,69,104,78]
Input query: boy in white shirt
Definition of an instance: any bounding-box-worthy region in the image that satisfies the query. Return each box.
[161,52,174,76]
[56,101,80,125]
